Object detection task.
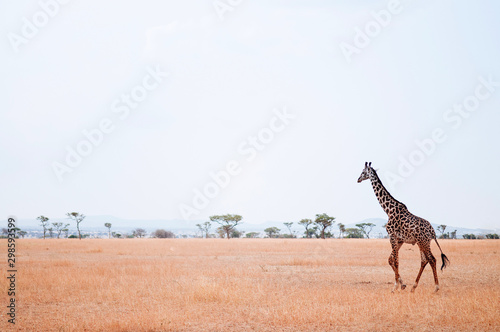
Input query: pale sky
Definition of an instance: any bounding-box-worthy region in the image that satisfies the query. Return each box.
[2,0,500,229]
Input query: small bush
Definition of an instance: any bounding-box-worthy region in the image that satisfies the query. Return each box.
[152,229,175,238]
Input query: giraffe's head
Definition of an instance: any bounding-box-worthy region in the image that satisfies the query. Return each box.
[357,162,373,183]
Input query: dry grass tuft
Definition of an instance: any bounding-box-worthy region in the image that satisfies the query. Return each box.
[1,238,499,331]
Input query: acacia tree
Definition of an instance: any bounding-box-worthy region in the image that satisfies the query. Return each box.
[299,219,313,238]
[52,222,69,239]
[104,223,112,239]
[283,222,294,237]
[4,227,20,238]
[67,212,85,240]
[437,225,447,239]
[209,214,242,239]
[133,228,147,238]
[356,222,375,239]
[196,221,211,238]
[345,228,364,238]
[314,213,336,239]
[264,227,280,238]
[338,223,346,238]
[37,215,49,239]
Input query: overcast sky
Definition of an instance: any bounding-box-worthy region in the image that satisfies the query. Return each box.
[1,0,500,229]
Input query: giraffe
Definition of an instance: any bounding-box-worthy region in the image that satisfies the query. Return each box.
[357,162,449,293]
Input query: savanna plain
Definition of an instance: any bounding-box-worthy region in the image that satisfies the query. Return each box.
[1,238,499,331]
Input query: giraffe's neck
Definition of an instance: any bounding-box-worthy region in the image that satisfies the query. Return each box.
[369,170,406,216]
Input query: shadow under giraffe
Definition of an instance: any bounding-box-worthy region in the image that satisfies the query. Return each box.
[357,162,450,293]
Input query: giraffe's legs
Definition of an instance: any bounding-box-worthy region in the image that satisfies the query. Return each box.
[411,246,428,292]
[428,251,439,293]
[388,238,406,292]
[411,242,439,292]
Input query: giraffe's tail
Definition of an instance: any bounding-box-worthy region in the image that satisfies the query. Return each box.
[434,238,450,271]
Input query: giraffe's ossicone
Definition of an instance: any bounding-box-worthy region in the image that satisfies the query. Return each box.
[358,162,450,293]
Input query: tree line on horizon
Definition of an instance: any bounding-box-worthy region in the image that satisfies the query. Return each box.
[196,213,376,239]
[2,212,497,240]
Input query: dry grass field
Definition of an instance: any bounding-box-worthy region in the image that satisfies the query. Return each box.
[1,238,499,331]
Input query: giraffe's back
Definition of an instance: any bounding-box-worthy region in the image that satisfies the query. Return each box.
[387,210,436,244]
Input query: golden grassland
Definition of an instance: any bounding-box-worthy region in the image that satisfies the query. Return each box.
[1,238,499,331]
